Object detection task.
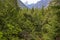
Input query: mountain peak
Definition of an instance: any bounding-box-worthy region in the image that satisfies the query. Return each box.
[17,0,51,9]
[27,0,51,8]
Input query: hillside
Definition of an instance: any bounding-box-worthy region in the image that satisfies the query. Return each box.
[0,0,60,40]
[27,0,51,8]
[17,0,28,8]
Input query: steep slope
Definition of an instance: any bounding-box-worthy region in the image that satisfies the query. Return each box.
[27,0,51,8]
[17,0,28,8]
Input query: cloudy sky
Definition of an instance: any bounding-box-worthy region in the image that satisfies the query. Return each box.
[20,0,41,4]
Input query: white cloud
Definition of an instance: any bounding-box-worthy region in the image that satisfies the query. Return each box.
[20,0,41,4]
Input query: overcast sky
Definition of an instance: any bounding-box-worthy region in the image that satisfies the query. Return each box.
[20,0,41,4]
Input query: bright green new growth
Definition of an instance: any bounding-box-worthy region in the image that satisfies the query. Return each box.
[0,0,60,40]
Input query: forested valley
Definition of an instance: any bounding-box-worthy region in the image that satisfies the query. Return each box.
[0,0,60,40]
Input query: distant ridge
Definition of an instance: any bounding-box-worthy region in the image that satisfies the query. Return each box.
[27,0,51,8]
[17,0,51,9]
[17,0,28,8]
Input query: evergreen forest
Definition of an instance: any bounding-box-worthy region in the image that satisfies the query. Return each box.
[0,0,60,40]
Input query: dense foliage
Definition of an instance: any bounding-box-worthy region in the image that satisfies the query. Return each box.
[0,0,60,40]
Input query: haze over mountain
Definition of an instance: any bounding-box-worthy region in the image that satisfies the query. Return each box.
[21,0,41,5]
[26,0,51,8]
[17,0,51,9]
